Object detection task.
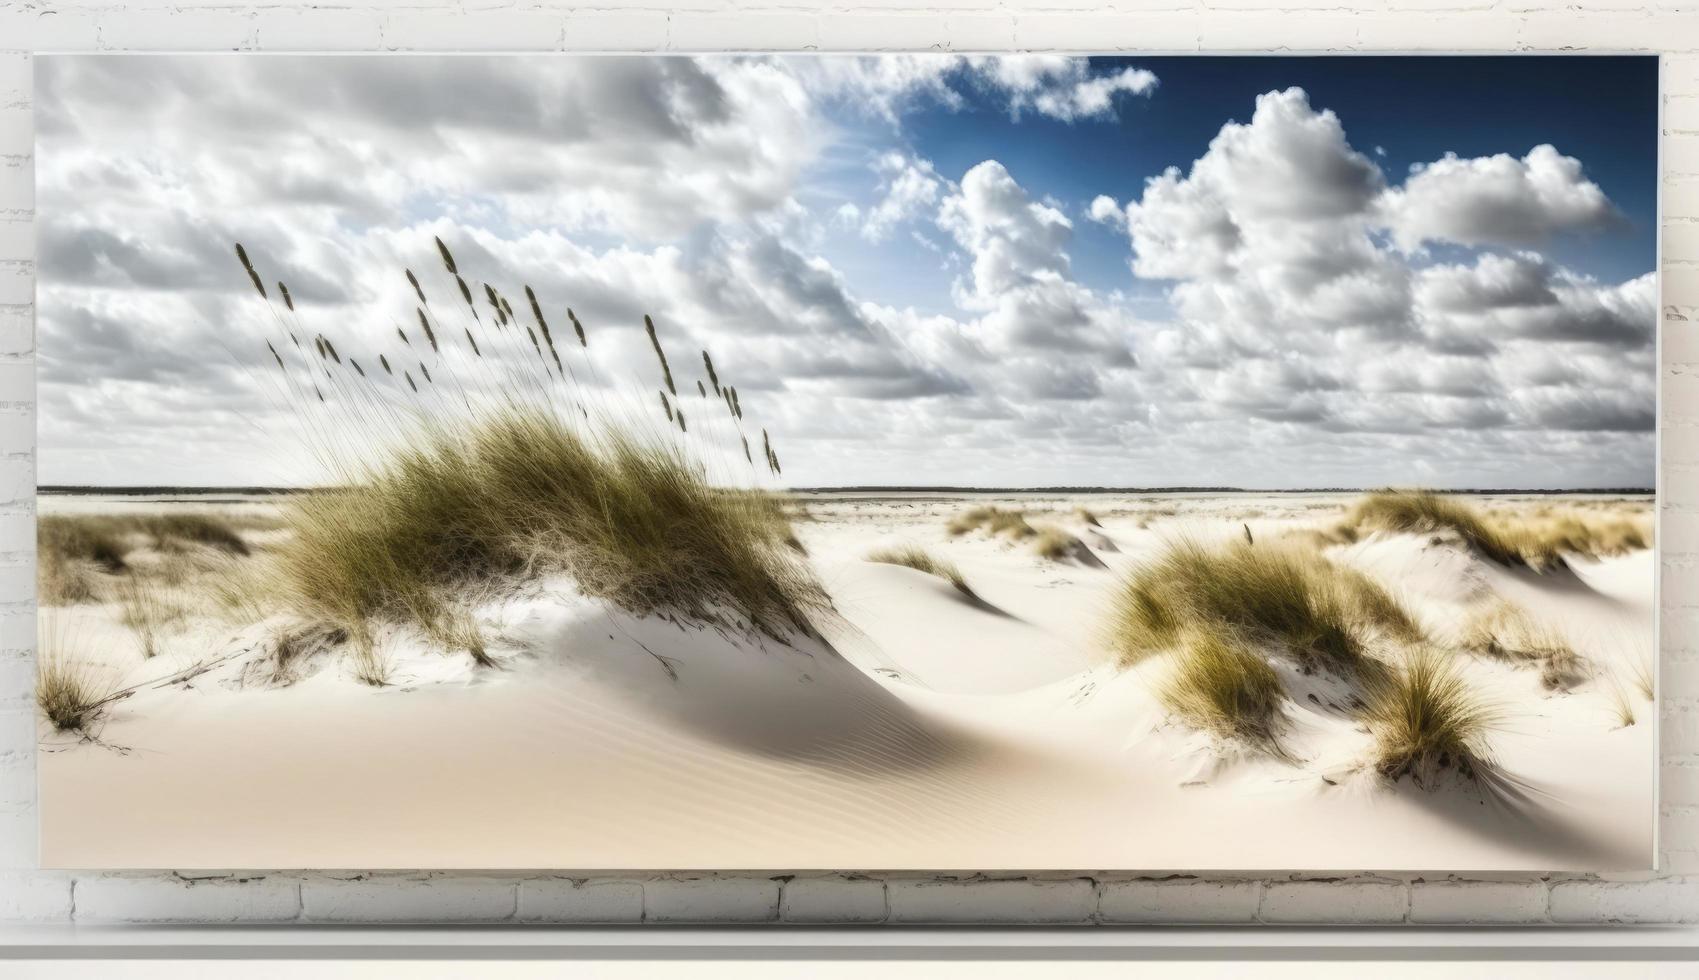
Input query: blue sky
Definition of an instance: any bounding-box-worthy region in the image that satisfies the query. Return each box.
[815,56,1657,319]
[35,55,1659,489]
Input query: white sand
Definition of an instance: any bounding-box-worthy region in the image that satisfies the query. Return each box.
[37,492,1655,870]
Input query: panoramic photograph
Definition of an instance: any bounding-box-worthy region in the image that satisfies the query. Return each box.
[33,54,1656,870]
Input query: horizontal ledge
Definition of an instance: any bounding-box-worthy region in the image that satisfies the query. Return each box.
[2,925,1699,958]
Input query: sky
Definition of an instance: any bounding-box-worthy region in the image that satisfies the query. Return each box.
[34,55,1658,490]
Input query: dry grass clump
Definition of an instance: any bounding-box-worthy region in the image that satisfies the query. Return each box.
[115,576,183,660]
[1364,647,1499,784]
[867,545,974,597]
[1459,600,1586,690]
[36,646,124,733]
[1340,491,1651,571]
[1159,630,1286,747]
[947,506,1036,539]
[1630,654,1655,701]
[1074,507,1101,526]
[1033,526,1089,562]
[241,239,816,674]
[1107,537,1421,673]
[274,409,824,666]
[1603,671,1638,728]
[39,516,129,571]
[38,512,264,606]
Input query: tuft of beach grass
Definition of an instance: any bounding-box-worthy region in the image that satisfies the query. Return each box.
[1363,646,1499,785]
[1159,629,1286,749]
[866,545,975,598]
[1105,536,1421,674]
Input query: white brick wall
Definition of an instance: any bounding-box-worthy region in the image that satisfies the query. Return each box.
[0,0,1694,926]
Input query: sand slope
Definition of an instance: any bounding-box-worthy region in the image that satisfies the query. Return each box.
[39,492,1655,870]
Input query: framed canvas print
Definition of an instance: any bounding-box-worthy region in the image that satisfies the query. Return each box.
[32,53,1658,871]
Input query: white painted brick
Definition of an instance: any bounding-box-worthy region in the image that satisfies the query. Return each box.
[0,55,28,103]
[0,609,33,658]
[1672,175,1699,217]
[0,656,31,711]
[0,264,28,308]
[1196,10,1362,50]
[516,877,643,923]
[74,874,301,923]
[563,11,670,51]
[0,359,33,402]
[813,14,959,52]
[643,875,779,923]
[96,10,256,51]
[1098,878,1261,923]
[0,410,30,449]
[1519,13,1695,52]
[1017,12,1201,52]
[301,875,516,922]
[1667,760,1699,806]
[0,870,70,922]
[1550,879,1699,923]
[941,13,1020,51]
[0,10,101,52]
[669,12,820,51]
[1260,879,1409,924]
[0,310,31,356]
[0,808,33,869]
[1408,880,1548,923]
[0,460,31,509]
[0,509,28,554]
[887,877,1096,924]
[383,12,566,52]
[780,875,887,923]
[252,9,389,52]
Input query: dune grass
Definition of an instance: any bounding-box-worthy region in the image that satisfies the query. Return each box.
[1630,654,1655,701]
[235,238,821,676]
[1340,490,1651,571]
[38,512,264,606]
[1159,630,1286,747]
[947,506,1036,539]
[1074,507,1101,527]
[1460,599,1586,691]
[36,645,123,733]
[866,545,974,598]
[1032,526,1087,562]
[1365,646,1499,784]
[115,576,173,659]
[1106,537,1421,673]
[1603,670,1638,728]
[275,411,823,674]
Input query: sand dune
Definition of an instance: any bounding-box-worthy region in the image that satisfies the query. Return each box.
[38,491,1654,870]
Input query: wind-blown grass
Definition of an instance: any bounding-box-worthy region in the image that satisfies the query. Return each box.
[1460,599,1585,690]
[1159,630,1286,747]
[115,576,177,659]
[1106,537,1421,673]
[237,238,821,677]
[36,644,123,733]
[275,411,825,668]
[38,512,265,606]
[1339,491,1651,571]
[866,545,974,598]
[947,506,1036,539]
[1365,646,1499,784]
